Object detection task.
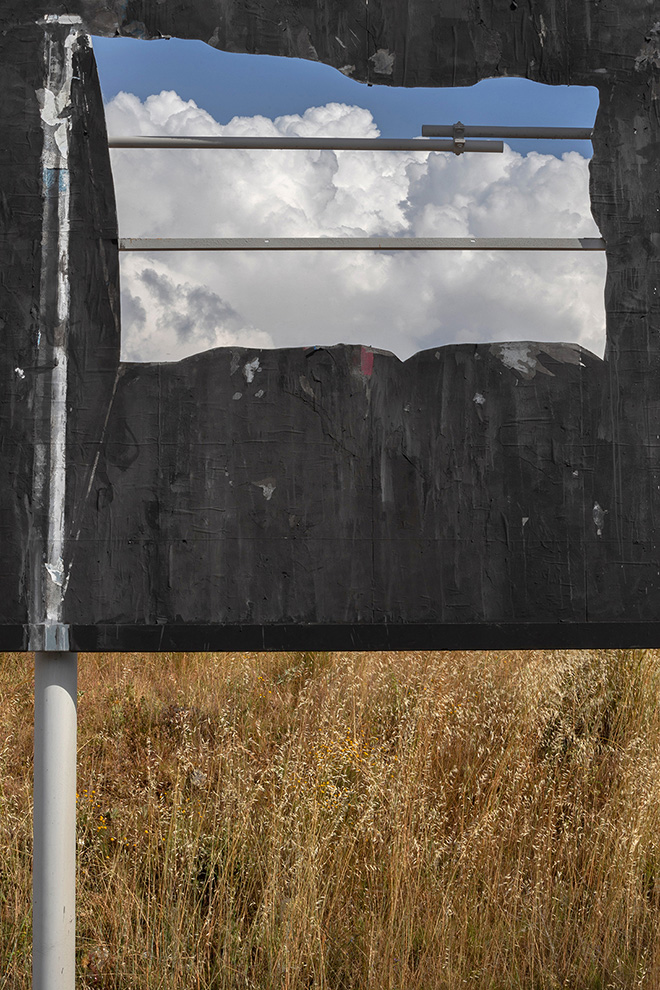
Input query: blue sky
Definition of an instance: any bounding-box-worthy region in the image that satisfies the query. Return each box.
[94,36,598,157]
[93,36,605,363]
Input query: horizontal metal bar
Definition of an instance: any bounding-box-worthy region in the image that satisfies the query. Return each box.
[119,236,606,252]
[107,135,503,153]
[422,124,594,140]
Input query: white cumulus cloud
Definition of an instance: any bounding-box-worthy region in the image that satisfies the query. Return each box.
[106,90,606,362]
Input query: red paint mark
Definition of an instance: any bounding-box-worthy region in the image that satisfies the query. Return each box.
[360,347,374,377]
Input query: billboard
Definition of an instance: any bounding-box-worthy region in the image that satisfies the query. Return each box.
[1,1,658,650]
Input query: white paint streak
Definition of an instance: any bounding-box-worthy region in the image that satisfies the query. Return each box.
[46,348,68,624]
[539,14,547,47]
[31,19,84,646]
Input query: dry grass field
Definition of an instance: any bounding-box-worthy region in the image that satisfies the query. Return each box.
[1,649,660,988]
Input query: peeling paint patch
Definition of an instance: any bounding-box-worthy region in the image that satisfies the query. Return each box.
[207,25,220,47]
[522,517,529,528]
[45,559,64,587]
[636,22,660,70]
[255,389,265,398]
[44,169,68,192]
[253,478,276,501]
[473,392,485,405]
[40,14,83,24]
[243,357,260,383]
[593,502,608,537]
[28,622,70,652]
[541,343,584,368]
[232,392,242,401]
[15,367,25,380]
[491,342,584,381]
[123,20,149,38]
[492,343,538,378]
[37,27,81,168]
[360,347,374,377]
[370,49,395,75]
[339,65,356,76]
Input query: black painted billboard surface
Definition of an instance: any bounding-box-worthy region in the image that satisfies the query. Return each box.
[1,1,659,649]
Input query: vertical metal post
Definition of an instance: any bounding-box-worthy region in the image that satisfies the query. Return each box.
[33,651,78,990]
[31,18,81,986]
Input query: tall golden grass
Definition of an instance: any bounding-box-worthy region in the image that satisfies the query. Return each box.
[1,649,660,988]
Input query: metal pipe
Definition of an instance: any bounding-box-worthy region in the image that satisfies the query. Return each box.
[108,135,503,153]
[33,651,78,990]
[422,124,593,140]
[119,236,606,252]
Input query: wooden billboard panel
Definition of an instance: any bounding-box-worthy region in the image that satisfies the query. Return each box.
[1,1,659,649]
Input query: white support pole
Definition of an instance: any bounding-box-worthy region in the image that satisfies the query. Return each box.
[33,651,78,990]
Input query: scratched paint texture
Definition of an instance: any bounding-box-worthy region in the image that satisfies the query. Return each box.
[1,0,659,649]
